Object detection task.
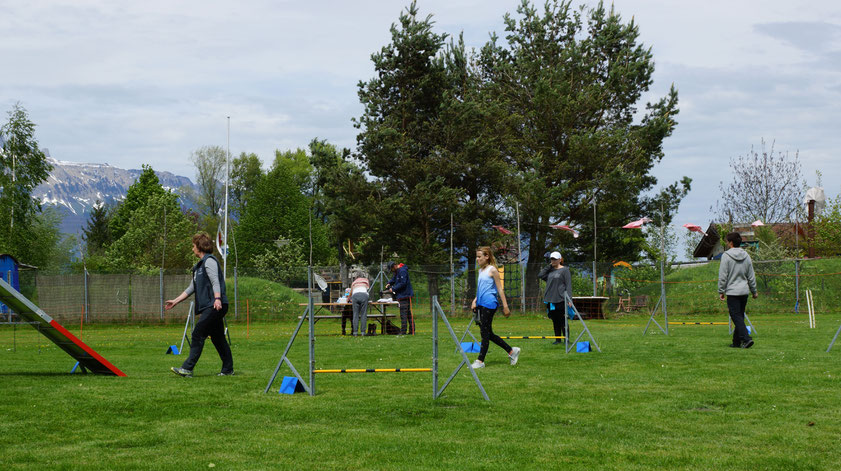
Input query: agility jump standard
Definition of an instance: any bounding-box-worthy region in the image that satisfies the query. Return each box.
[0,278,125,376]
[456,292,600,354]
[264,268,488,400]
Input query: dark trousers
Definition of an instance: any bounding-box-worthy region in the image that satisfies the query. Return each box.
[398,297,414,334]
[547,306,568,339]
[726,295,752,346]
[477,306,512,362]
[182,304,233,374]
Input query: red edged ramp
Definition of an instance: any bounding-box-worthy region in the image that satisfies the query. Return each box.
[0,278,125,376]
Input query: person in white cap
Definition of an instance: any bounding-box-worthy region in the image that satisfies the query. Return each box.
[539,251,573,345]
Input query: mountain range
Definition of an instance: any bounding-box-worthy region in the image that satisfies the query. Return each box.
[33,158,197,235]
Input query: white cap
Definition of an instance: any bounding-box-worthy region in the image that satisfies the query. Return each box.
[550,251,562,260]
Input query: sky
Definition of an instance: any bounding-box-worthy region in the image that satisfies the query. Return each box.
[2,0,840,254]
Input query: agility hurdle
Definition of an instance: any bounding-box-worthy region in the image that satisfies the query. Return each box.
[668,322,729,326]
[314,368,432,373]
[457,292,599,354]
[265,268,488,400]
[499,336,564,339]
[664,315,757,335]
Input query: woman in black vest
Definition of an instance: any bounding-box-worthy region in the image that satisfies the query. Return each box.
[166,232,234,377]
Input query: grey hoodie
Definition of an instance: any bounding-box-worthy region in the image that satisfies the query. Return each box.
[718,248,757,296]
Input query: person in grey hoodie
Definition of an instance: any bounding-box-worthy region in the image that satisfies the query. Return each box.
[718,232,758,348]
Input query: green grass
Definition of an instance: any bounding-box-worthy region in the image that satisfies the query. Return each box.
[609,258,841,319]
[230,276,309,321]
[2,313,841,470]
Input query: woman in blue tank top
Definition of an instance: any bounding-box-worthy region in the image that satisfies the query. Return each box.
[469,246,520,369]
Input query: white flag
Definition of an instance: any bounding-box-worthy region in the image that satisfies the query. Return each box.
[216,212,227,260]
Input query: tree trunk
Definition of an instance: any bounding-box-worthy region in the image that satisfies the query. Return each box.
[525,227,547,310]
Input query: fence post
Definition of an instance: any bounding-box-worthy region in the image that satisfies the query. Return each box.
[83,268,89,322]
[795,259,800,312]
[160,268,164,321]
[234,266,238,320]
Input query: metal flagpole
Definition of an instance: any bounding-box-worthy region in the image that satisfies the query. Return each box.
[660,202,668,334]
[224,117,230,280]
[450,213,455,317]
[517,202,524,314]
[593,194,597,296]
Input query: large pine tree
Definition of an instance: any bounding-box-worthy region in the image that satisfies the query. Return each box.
[82,200,112,257]
[479,0,688,298]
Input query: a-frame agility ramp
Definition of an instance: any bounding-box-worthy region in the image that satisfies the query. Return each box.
[0,278,125,376]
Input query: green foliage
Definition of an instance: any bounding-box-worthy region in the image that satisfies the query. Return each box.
[235,163,329,266]
[82,200,112,257]
[272,148,312,195]
[478,0,685,266]
[309,138,379,264]
[189,145,227,218]
[250,235,307,284]
[110,164,167,241]
[230,152,264,219]
[0,102,53,262]
[20,207,75,270]
[106,192,195,272]
[813,192,841,256]
[355,2,461,267]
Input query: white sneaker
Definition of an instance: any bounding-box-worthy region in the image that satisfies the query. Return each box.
[509,347,521,365]
[470,359,485,369]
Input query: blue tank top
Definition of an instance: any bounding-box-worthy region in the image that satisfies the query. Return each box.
[476,266,498,309]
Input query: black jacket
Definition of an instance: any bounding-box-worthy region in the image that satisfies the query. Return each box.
[192,254,228,311]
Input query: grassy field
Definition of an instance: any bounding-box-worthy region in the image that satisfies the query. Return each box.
[2,312,841,470]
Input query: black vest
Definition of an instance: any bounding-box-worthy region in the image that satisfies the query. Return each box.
[192,254,228,311]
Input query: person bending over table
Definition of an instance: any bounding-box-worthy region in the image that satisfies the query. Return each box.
[350,270,370,336]
[469,246,520,369]
[386,260,414,335]
[166,232,234,377]
[539,251,573,345]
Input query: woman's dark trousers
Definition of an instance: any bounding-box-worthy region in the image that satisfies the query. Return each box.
[477,306,511,362]
[182,304,234,374]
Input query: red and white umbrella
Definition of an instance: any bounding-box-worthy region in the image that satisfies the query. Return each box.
[682,223,707,236]
[492,225,513,235]
[750,220,764,228]
[549,224,579,238]
[621,217,653,229]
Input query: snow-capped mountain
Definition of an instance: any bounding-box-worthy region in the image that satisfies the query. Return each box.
[33,158,197,235]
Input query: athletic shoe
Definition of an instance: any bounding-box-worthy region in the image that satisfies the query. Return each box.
[729,343,740,348]
[171,367,193,377]
[217,371,235,376]
[552,340,564,345]
[509,347,521,365]
[470,360,485,369]
[741,339,755,349]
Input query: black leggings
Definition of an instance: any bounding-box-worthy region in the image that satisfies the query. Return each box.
[547,305,568,339]
[477,306,511,362]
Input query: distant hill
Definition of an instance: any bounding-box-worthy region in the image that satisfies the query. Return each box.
[33,158,197,235]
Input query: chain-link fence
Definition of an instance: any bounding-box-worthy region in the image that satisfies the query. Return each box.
[6,257,839,325]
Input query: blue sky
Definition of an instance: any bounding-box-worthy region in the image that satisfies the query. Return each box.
[2,0,840,250]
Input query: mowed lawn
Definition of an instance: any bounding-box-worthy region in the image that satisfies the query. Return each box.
[2,312,841,470]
